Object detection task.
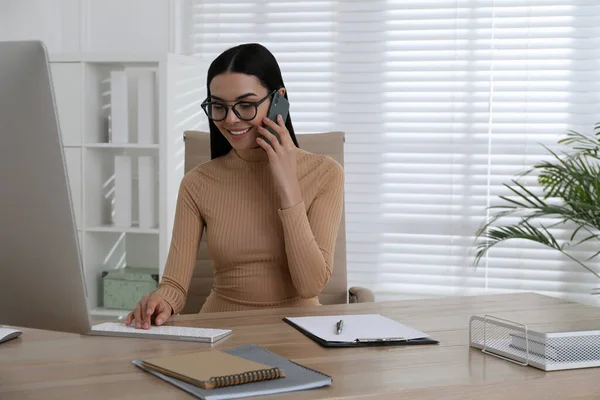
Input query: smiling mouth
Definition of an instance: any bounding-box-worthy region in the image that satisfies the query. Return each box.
[227,127,252,136]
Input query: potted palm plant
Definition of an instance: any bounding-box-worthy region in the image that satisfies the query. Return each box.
[474,123,600,292]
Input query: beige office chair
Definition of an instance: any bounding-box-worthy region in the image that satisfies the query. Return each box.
[180,130,374,314]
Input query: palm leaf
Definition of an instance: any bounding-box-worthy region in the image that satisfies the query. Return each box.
[475,125,600,289]
[536,146,595,200]
[497,195,534,209]
[570,225,586,242]
[586,248,600,263]
[475,221,600,279]
[475,221,557,266]
[505,179,548,208]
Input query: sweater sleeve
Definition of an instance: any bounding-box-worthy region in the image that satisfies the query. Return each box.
[155,176,205,314]
[278,159,344,298]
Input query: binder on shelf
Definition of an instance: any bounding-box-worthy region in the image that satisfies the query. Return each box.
[107,115,112,143]
[284,314,439,348]
[110,71,129,144]
[125,69,138,144]
[469,314,600,371]
[137,156,157,229]
[113,155,132,227]
[137,70,156,144]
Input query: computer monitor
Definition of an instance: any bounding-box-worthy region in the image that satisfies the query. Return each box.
[0,40,91,333]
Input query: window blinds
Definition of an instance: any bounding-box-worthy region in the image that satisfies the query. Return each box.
[189,0,600,306]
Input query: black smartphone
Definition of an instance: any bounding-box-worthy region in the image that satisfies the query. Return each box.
[263,91,290,145]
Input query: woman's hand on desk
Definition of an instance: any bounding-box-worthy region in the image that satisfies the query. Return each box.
[125,292,172,329]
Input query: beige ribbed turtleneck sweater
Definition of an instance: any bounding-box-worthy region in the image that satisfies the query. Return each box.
[155,146,344,314]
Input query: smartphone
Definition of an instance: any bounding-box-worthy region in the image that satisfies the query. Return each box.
[263,91,290,145]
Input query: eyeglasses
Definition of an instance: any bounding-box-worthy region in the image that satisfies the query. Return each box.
[201,90,277,122]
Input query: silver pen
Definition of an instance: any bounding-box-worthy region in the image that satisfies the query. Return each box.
[336,319,344,334]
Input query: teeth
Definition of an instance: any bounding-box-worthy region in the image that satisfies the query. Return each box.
[229,128,250,135]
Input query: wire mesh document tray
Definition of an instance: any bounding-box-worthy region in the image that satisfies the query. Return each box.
[469,315,600,371]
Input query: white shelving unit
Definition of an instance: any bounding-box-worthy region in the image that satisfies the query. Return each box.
[50,53,208,319]
[2,0,200,320]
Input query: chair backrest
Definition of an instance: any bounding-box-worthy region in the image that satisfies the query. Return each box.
[180,130,348,314]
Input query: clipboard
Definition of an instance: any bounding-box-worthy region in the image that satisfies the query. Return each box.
[283,314,439,348]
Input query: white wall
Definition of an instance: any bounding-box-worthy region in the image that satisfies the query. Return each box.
[86,0,171,54]
[0,0,192,55]
[0,0,82,53]
[0,0,183,227]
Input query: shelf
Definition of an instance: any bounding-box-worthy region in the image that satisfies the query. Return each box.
[51,51,205,313]
[86,226,159,234]
[50,52,166,64]
[85,143,159,149]
[49,53,200,65]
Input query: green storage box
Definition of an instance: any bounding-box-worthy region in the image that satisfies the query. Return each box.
[101,267,159,310]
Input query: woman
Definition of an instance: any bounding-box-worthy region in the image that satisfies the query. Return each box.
[126,43,344,329]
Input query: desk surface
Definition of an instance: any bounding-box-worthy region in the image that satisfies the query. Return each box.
[3,292,600,399]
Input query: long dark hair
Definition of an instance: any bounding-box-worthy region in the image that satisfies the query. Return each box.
[206,43,299,159]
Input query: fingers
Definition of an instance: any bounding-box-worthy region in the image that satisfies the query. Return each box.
[256,136,277,158]
[125,311,134,326]
[274,114,294,147]
[119,292,167,329]
[155,302,173,326]
[133,301,144,329]
[276,114,291,141]
[261,116,289,146]
[261,115,283,133]
[143,294,160,329]
[274,114,291,146]
[258,125,282,147]
[125,293,168,329]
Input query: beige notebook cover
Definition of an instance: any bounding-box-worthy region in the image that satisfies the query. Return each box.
[141,350,285,389]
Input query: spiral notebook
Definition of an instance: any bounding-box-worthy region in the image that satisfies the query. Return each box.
[133,344,332,400]
[140,350,285,389]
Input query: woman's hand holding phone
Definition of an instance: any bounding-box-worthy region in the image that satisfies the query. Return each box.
[257,115,302,209]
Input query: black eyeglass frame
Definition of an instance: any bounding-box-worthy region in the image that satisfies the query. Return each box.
[201,89,278,122]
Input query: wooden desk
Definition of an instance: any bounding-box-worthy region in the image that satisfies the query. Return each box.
[2,292,600,399]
